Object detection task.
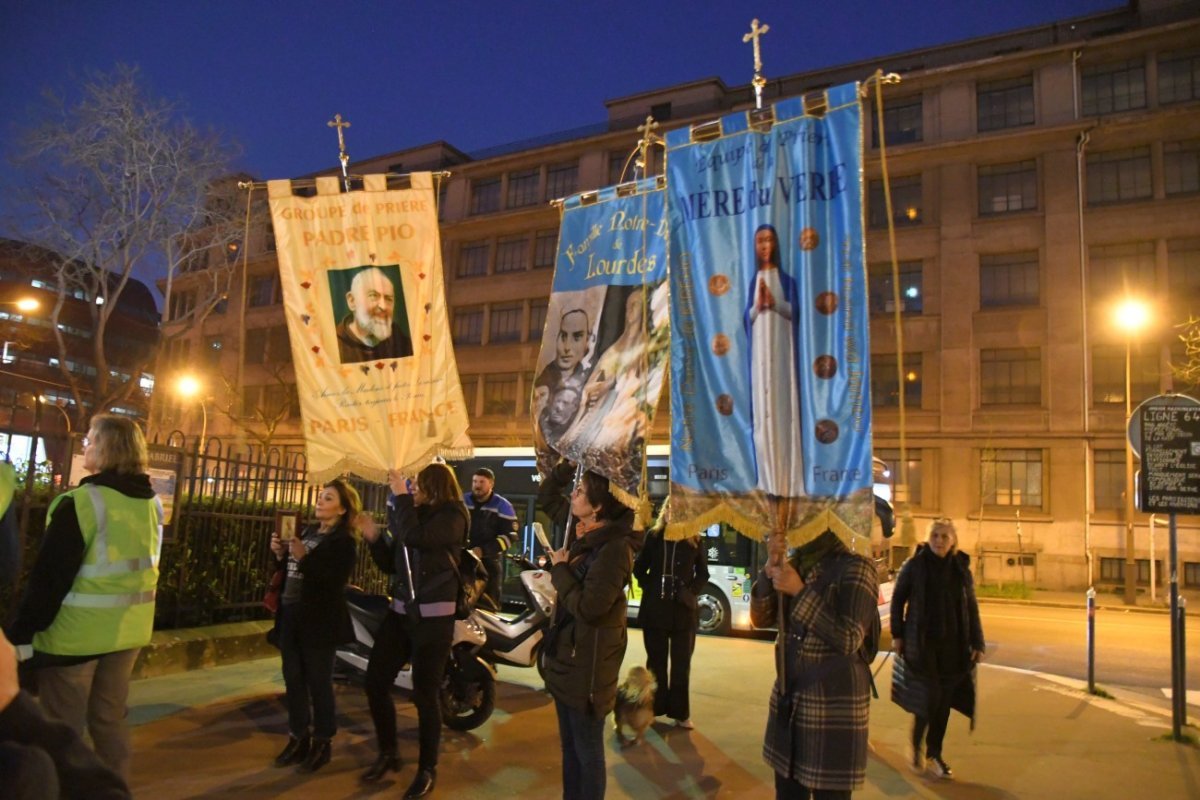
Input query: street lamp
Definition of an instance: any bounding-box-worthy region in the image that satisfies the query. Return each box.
[1114,297,1150,606]
[175,374,208,452]
[38,396,72,434]
[11,297,39,313]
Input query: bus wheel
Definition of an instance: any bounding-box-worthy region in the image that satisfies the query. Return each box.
[696,584,731,636]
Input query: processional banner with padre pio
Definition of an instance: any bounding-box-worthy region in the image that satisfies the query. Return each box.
[664,82,873,546]
[532,177,669,514]
[268,173,472,483]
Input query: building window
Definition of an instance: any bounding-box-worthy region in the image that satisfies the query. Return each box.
[459,374,479,415]
[870,97,922,147]
[1081,58,1146,116]
[874,447,922,506]
[978,160,1037,215]
[168,290,197,321]
[976,75,1034,131]
[1099,558,1156,584]
[1164,140,1200,196]
[871,353,922,409]
[609,149,634,185]
[1168,238,1200,319]
[488,302,523,344]
[165,337,192,367]
[1088,241,1156,300]
[546,162,579,200]
[507,168,540,208]
[868,261,923,315]
[1185,562,1200,588]
[470,177,501,215]
[243,326,290,366]
[528,299,549,342]
[458,241,490,278]
[1093,449,1126,511]
[981,448,1043,508]
[204,336,223,368]
[980,347,1041,405]
[980,252,1039,307]
[483,373,519,415]
[1091,344,1159,406]
[868,175,922,229]
[1087,146,1152,205]
[452,307,483,345]
[533,230,558,269]
[495,237,529,274]
[264,221,276,253]
[248,274,281,308]
[1158,49,1200,105]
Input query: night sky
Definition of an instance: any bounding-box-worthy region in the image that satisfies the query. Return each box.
[1,0,1119,186]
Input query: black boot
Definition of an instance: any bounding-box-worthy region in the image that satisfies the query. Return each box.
[273,735,310,768]
[296,738,331,773]
[360,750,401,783]
[403,767,437,799]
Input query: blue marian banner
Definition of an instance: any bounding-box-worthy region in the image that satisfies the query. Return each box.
[532,178,669,513]
[665,83,873,546]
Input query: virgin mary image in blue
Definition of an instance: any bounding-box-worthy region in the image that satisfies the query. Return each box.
[745,223,804,498]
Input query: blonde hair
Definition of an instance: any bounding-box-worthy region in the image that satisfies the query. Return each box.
[926,517,958,553]
[87,414,149,475]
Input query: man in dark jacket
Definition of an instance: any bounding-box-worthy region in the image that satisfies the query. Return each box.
[463,468,518,609]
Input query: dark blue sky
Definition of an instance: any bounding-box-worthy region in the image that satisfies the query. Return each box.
[2,0,1118,182]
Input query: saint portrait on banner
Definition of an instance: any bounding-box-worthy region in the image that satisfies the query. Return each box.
[744,224,804,498]
[329,265,413,364]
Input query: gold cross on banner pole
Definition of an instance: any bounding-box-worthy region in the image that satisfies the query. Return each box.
[742,18,770,110]
[636,116,660,179]
[327,113,352,192]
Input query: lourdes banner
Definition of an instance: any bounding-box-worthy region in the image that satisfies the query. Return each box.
[268,173,472,483]
[532,177,669,512]
[664,83,873,546]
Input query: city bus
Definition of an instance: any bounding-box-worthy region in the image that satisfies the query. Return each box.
[451,446,893,636]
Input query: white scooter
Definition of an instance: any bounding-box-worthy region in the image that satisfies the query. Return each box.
[473,551,558,679]
[334,587,496,731]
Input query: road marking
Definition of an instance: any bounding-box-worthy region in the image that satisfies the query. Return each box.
[986,664,1191,726]
[1159,688,1200,708]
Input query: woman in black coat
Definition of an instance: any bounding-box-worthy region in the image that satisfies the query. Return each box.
[358,462,467,800]
[890,517,985,781]
[268,478,361,773]
[632,501,709,727]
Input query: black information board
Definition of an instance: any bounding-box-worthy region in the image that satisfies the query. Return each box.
[1136,396,1200,514]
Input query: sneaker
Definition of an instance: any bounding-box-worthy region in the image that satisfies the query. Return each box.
[928,756,953,779]
[907,745,925,774]
[675,718,694,729]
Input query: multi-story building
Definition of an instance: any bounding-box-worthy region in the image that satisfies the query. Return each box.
[160,0,1200,595]
[0,238,160,466]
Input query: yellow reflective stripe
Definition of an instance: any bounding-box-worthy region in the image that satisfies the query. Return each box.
[61,589,156,608]
[77,557,157,578]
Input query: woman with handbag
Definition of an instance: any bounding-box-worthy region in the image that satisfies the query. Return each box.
[890,517,985,780]
[544,470,635,800]
[268,478,361,773]
[358,462,467,800]
[632,500,708,728]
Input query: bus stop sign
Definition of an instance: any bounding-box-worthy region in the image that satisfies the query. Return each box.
[1128,393,1200,514]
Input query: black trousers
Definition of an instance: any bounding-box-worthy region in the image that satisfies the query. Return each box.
[643,624,696,720]
[364,610,455,770]
[913,641,968,759]
[278,603,337,740]
[774,772,851,800]
[482,555,503,609]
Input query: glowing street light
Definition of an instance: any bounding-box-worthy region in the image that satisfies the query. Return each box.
[13,297,39,313]
[175,373,209,452]
[1113,296,1151,606]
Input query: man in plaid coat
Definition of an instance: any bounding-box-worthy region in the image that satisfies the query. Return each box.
[751,530,880,798]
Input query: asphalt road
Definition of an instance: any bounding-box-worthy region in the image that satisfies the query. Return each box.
[978,602,1198,694]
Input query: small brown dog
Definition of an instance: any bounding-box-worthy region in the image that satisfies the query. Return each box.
[613,666,657,746]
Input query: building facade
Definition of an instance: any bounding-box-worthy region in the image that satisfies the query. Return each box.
[159,1,1200,595]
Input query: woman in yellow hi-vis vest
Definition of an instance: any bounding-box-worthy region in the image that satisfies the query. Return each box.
[5,414,161,781]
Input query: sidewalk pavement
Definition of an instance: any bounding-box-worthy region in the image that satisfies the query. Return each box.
[980,589,1199,616]
[125,621,1200,799]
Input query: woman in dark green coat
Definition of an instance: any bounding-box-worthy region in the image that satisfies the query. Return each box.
[544,470,635,800]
